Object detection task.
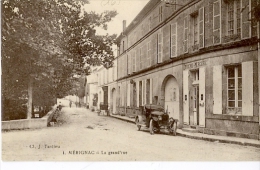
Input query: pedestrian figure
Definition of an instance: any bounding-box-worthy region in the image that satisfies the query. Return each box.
[69,101,72,108]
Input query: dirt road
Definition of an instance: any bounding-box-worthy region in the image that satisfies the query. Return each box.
[2,107,260,161]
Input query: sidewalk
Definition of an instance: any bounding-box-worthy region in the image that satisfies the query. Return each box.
[110,114,260,148]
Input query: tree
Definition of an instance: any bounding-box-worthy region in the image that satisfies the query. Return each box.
[2,0,117,120]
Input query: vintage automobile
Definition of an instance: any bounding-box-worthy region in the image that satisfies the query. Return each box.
[135,104,178,135]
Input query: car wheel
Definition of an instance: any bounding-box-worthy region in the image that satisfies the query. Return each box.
[136,118,141,131]
[149,119,154,135]
[171,121,177,136]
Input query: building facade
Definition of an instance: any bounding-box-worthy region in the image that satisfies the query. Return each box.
[90,59,117,114]
[116,0,260,139]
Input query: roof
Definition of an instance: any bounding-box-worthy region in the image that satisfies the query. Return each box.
[116,0,161,41]
[144,104,164,110]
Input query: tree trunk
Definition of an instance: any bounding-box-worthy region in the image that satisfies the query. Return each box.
[27,76,33,119]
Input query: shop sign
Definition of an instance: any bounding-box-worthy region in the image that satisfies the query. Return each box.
[185,60,206,69]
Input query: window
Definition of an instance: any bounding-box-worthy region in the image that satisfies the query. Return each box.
[127,54,131,74]
[227,0,241,36]
[170,23,177,58]
[122,41,125,52]
[141,24,144,36]
[136,48,140,71]
[251,0,258,37]
[139,81,142,106]
[127,84,130,106]
[140,47,143,69]
[190,11,199,51]
[199,7,205,48]
[157,31,163,63]
[227,65,242,114]
[132,51,136,72]
[213,0,221,44]
[146,79,150,105]
[159,6,163,22]
[147,41,151,66]
[148,16,152,31]
[183,16,188,53]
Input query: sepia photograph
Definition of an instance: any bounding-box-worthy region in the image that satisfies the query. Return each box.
[1,0,260,169]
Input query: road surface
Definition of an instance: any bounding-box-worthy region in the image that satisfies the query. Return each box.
[2,106,260,161]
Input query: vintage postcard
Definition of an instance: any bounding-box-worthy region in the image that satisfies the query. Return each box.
[1,0,260,169]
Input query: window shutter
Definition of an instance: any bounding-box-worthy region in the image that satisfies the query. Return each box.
[147,41,151,66]
[199,7,204,48]
[213,65,222,114]
[143,80,146,105]
[171,23,177,58]
[242,61,253,116]
[213,0,221,44]
[150,78,153,104]
[199,67,206,127]
[157,32,163,63]
[136,81,139,107]
[184,16,188,53]
[183,70,189,124]
[241,0,250,39]
[127,83,130,106]
[128,54,131,74]
[136,49,140,71]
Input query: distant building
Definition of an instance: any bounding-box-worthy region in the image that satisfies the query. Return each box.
[85,67,99,110]
[116,0,260,139]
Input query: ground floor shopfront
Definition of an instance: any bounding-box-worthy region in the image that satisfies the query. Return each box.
[113,45,259,140]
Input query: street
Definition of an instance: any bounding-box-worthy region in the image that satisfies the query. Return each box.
[2,106,260,161]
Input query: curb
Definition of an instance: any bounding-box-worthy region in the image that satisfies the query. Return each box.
[177,133,260,148]
[109,115,136,124]
[110,115,260,148]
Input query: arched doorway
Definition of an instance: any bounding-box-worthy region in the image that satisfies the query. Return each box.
[112,88,116,114]
[162,75,179,120]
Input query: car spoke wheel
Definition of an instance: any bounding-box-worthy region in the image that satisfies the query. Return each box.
[149,119,154,135]
[136,118,141,131]
[171,121,177,136]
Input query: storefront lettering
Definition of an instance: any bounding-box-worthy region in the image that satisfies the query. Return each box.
[185,60,206,69]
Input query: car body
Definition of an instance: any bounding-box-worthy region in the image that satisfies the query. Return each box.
[135,104,178,135]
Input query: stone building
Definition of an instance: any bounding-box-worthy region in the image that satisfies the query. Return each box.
[96,58,118,113]
[116,0,260,139]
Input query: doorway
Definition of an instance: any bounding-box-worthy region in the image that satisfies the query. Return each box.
[162,76,179,120]
[193,85,199,125]
[112,88,116,114]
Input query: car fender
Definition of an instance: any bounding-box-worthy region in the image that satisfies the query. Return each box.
[151,116,159,121]
[135,115,143,123]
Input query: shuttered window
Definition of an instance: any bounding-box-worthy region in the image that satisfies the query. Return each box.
[213,65,223,114]
[170,23,177,58]
[132,51,136,72]
[227,65,242,114]
[184,16,188,53]
[127,83,130,107]
[242,61,253,116]
[139,81,142,106]
[241,0,250,39]
[199,7,204,48]
[157,31,163,63]
[213,0,221,44]
[147,41,151,66]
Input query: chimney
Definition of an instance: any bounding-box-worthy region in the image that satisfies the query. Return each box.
[123,20,126,32]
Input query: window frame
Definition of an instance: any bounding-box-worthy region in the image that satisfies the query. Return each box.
[226,64,242,115]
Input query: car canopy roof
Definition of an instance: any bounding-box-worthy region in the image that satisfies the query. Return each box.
[144,104,164,110]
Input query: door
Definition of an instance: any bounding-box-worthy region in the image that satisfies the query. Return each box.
[112,89,116,114]
[164,76,179,119]
[193,86,199,125]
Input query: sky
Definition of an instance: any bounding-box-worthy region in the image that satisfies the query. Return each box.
[84,0,150,36]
